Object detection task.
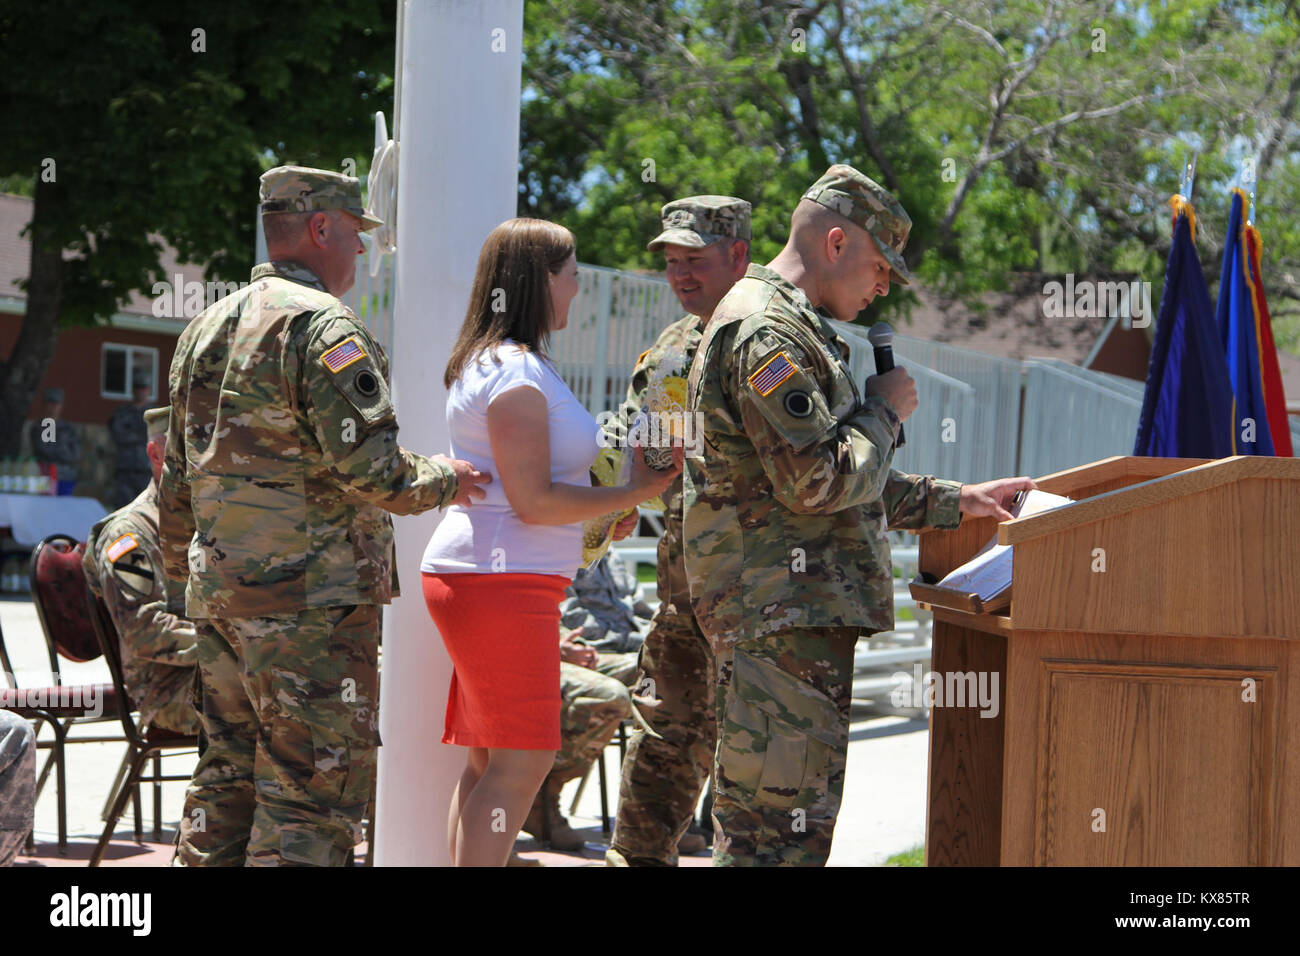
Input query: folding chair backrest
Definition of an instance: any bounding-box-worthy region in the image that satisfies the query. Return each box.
[29,535,102,672]
[84,581,142,745]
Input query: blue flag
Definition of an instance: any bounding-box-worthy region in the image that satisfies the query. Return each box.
[1134,201,1236,457]
[1215,189,1275,454]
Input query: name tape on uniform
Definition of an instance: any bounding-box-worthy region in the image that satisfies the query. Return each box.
[321,337,368,373]
[748,351,798,396]
[106,533,139,563]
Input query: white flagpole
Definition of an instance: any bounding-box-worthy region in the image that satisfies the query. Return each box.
[375,0,524,866]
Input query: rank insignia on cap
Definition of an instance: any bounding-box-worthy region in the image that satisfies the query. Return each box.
[321,337,367,373]
[748,352,798,396]
[106,533,139,563]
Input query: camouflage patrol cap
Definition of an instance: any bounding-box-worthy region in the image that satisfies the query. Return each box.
[802,164,913,285]
[648,195,752,251]
[143,407,169,440]
[259,165,383,232]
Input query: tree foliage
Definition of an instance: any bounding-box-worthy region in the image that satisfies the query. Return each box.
[0,0,394,454]
[520,0,1300,344]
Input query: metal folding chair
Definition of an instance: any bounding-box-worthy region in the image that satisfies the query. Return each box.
[17,534,129,854]
[85,582,198,866]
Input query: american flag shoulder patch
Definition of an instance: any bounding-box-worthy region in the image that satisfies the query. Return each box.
[106,533,139,563]
[748,351,799,396]
[321,337,367,373]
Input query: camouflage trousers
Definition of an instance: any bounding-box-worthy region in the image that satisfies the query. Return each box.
[176,604,379,867]
[610,608,715,865]
[711,626,858,867]
[548,652,638,787]
[0,710,35,866]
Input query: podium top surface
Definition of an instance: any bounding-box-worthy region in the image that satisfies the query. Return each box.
[998,456,1300,546]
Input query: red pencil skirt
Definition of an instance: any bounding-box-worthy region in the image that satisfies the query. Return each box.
[422,571,570,750]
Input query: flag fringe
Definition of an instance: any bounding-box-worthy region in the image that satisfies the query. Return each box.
[1169,194,1197,243]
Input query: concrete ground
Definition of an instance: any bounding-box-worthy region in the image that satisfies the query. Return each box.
[2,595,930,867]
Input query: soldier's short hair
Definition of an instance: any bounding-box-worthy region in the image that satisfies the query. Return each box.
[261,209,319,248]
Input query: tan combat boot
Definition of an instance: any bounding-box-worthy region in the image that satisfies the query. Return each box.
[523,789,586,852]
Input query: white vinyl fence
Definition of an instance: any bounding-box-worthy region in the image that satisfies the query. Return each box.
[342,255,396,358]
[551,264,682,414]
[542,269,1153,483]
[832,325,1023,484]
[1018,358,1145,478]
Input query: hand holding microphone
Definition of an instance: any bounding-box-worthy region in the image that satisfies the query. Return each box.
[865,322,914,447]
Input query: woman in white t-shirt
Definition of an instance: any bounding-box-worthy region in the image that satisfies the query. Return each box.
[421,218,679,867]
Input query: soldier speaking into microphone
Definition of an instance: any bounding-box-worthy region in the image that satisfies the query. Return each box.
[683,164,1033,866]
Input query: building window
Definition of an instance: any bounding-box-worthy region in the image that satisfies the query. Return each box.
[101,344,159,401]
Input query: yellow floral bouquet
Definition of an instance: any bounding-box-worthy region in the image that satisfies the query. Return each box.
[581,349,691,568]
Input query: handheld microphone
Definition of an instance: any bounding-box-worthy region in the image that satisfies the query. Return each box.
[867,322,905,448]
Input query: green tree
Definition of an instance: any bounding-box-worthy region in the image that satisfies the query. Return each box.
[0,0,394,455]
[520,0,1300,339]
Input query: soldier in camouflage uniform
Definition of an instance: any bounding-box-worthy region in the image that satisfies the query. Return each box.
[555,652,639,784]
[524,635,638,851]
[525,551,644,848]
[85,407,201,735]
[683,165,1032,866]
[28,388,80,490]
[160,167,489,866]
[0,710,35,866]
[107,379,153,509]
[606,197,752,867]
[558,550,655,654]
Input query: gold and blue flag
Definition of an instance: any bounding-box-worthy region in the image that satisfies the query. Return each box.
[1215,188,1276,455]
[1239,195,1293,456]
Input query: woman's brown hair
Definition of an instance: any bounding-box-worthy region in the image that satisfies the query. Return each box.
[444,218,576,388]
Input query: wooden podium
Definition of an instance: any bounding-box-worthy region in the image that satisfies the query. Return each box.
[911,455,1300,866]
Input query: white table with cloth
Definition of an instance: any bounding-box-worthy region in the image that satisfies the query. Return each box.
[0,493,109,547]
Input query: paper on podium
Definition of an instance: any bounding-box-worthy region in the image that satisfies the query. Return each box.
[937,490,1074,601]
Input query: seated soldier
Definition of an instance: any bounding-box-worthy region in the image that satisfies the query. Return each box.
[84,408,199,735]
[520,551,708,855]
[557,546,656,654]
[0,710,35,866]
[521,628,639,852]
